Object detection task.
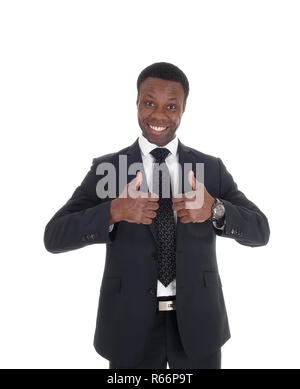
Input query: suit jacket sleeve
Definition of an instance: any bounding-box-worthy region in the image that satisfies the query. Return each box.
[44,158,115,254]
[215,158,270,247]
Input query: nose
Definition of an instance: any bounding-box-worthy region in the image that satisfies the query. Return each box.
[149,106,169,122]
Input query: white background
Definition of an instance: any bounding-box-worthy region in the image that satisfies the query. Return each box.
[0,0,299,369]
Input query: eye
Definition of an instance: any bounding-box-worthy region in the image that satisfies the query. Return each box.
[167,104,176,110]
[145,101,154,107]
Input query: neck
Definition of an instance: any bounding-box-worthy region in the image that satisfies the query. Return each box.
[146,135,176,147]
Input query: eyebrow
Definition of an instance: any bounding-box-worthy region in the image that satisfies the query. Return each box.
[146,94,177,101]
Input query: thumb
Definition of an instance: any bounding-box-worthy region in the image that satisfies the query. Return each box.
[128,171,143,197]
[188,170,197,191]
[135,171,143,190]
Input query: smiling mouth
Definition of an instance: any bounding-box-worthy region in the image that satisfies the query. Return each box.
[147,123,168,133]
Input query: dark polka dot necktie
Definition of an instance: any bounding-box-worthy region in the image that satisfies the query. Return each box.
[150,147,176,287]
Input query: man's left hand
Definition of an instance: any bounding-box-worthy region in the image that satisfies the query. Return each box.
[172,170,215,223]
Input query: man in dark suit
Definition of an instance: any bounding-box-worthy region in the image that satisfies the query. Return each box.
[44,62,270,369]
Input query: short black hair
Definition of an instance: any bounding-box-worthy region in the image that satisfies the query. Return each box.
[137,62,189,103]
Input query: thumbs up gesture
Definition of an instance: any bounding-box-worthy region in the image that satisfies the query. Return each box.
[172,170,215,223]
[109,171,159,225]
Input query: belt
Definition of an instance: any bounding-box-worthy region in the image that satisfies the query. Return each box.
[157,297,176,311]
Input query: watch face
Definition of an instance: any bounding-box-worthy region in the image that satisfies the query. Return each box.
[214,203,225,218]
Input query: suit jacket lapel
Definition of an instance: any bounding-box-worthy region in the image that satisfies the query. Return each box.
[176,140,198,249]
[125,138,158,244]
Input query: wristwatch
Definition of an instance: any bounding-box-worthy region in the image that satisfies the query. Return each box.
[210,198,225,221]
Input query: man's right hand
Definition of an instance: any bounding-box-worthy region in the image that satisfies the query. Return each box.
[109,171,159,225]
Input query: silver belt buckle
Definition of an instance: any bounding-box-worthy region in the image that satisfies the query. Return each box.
[158,300,176,311]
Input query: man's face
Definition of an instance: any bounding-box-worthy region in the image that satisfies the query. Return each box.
[136,77,186,146]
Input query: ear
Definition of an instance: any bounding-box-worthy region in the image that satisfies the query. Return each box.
[182,102,186,113]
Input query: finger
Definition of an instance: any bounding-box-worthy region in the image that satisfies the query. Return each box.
[180,216,191,223]
[172,194,185,202]
[172,202,186,212]
[137,191,152,198]
[143,217,153,225]
[147,192,159,200]
[145,210,157,219]
[177,209,188,218]
[147,202,159,210]
[172,191,196,202]
[137,191,158,200]
[183,190,196,201]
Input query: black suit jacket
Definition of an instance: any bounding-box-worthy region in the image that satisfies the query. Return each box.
[44,138,270,366]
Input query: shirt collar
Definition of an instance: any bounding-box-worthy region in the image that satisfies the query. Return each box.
[138,134,178,157]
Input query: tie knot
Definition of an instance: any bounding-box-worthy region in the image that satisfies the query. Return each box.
[150,147,170,164]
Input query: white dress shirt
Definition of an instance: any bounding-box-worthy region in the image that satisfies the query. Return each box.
[109,134,225,297]
[138,134,179,297]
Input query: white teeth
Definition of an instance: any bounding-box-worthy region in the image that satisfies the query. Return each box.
[149,125,167,132]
